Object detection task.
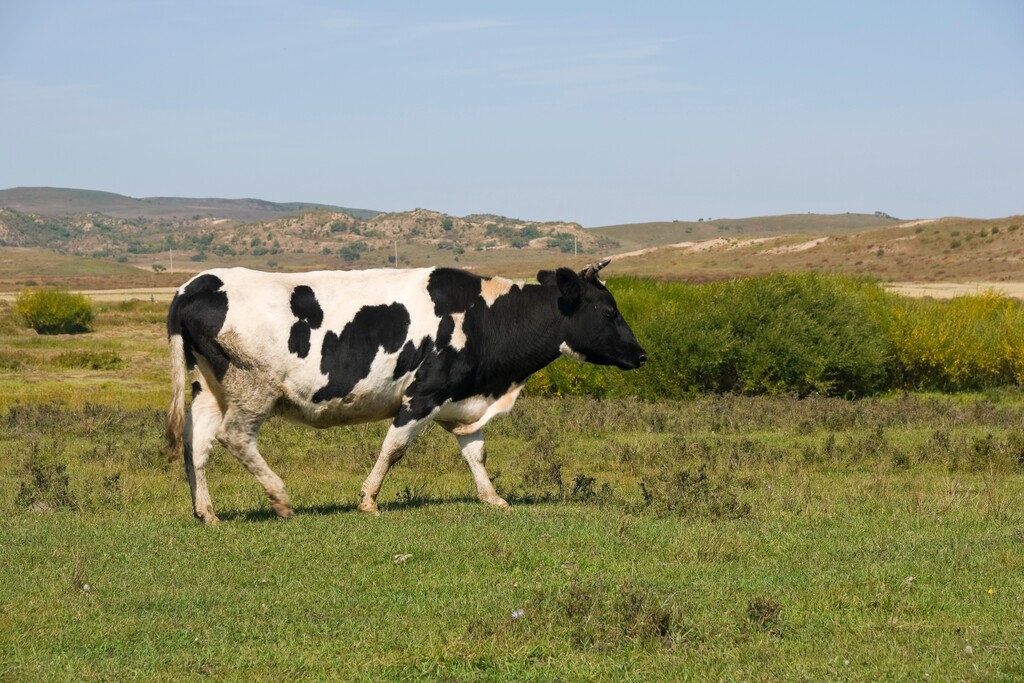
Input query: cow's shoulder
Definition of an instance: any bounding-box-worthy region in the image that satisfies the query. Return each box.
[427,267,522,316]
[427,268,483,316]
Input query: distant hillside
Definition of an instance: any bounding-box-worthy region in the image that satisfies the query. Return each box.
[2,187,1019,285]
[0,199,616,276]
[604,215,1024,282]
[0,187,378,221]
[590,213,902,251]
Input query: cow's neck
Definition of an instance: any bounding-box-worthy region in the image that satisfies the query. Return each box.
[473,284,567,391]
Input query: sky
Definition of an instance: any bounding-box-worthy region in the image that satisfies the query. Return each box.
[1,1,1021,226]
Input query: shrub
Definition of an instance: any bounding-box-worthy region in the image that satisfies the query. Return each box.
[528,274,1024,399]
[14,288,94,335]
[885,291,1024,391]
[530,273,891,399]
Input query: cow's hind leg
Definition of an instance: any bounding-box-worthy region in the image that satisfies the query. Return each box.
[185,385,223,524]
[217,407,293,519]
[452,429,510,509]
[358,413,435,516]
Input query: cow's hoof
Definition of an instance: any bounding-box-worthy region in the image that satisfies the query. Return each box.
[272,502,294,519]
[357,500,381,517]
[195,511,220,525]
[484,496,511,509]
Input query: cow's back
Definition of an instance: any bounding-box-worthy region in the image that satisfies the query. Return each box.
[174,267,442,424]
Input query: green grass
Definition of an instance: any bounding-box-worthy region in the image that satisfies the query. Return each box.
[2,395,1023,680]
[1,288,1024,680]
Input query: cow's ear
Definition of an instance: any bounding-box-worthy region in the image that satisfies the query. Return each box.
[536,270,557,287]
[555,267,583,308]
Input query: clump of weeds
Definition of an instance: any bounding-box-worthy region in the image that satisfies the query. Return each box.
[746,596,783,637]
[16,453,77,512]
[54,350,126,371]
[566,473,613,504]
[393,482,433,509]
[638,465,752,519]
[553,576,686,649]
[498,575,690,651]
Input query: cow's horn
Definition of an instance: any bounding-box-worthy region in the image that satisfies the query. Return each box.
[582,257,611,281]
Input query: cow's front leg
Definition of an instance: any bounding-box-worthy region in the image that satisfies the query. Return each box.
[358,412,434,516]
[454,430,509,508]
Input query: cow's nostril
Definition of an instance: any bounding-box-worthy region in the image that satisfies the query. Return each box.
[639,352,648,366]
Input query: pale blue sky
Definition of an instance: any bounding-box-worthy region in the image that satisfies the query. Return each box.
[1,1,1021,225]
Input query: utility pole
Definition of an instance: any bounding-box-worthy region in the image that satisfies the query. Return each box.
[169,248,173,274]
[394,241,399,268]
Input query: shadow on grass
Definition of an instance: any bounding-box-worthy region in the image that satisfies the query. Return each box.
[217,494,537,522]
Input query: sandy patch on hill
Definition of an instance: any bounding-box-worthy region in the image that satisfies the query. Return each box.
[761,237,830,255]
[614,236,782,260]
[898,219,938,228]
[727,237,780,250]
[613,242,697,259]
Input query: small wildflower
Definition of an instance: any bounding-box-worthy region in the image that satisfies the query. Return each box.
[82,583,90,593]
[511,609,525,619]
[986,587,994,595]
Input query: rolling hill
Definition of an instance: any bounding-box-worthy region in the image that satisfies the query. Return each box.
[0,187,378,221]
[0,186,1020,287]
[0,188,615,281]
[603,215,1024,282]
[589,213,902,251]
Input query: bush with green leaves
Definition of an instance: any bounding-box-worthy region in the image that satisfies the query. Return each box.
[530,273,1024,398]
[14,287,95,335]
[530,273,892,399]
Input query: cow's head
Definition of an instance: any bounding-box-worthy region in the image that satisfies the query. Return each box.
[537,259,647,370]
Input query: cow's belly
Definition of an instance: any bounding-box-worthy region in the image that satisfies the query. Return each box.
[275,388,404,427]
[434,384,524,434]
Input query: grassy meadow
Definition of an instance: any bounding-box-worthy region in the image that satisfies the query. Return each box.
[1,292,1024,680]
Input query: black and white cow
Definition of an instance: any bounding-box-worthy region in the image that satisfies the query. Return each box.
[166,259,646,523]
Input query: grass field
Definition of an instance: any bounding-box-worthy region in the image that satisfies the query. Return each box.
[2,299,1023,681]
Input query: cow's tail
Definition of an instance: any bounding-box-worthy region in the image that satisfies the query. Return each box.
[166,332,187,461]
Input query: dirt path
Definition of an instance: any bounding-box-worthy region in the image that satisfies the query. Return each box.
[4,282,1024,304]
[0,287,179,303]
[883,282,1024,300]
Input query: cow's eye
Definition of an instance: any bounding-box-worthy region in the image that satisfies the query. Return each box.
[603,308,617,320]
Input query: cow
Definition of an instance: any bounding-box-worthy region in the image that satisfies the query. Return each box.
[165,259,646,523]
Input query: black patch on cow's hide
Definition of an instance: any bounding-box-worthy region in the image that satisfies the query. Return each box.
[394,336,434,380]
[288,323,311,358]
[313,303,411,403]
[166,274,231,380]
[290,285,323,328]
[190,381,202,399]
[427,268,482,316]
[287,285,323,359]
[435,315,455,348]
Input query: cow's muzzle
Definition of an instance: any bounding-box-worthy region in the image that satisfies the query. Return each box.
[617,348,647,370]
